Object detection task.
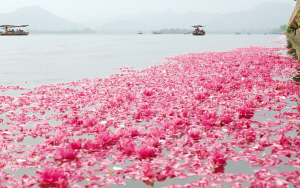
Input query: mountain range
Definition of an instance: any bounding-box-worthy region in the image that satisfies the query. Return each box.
[86,2,293,33]
[0,6,84,30]
[0,2,294,33]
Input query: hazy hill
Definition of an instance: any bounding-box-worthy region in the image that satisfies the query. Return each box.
[84,10,218,32]
[82,2,293,33]
[0,2,293,33]
[211,2,293,30]
[99,20,148,33]
[0,6,85,30]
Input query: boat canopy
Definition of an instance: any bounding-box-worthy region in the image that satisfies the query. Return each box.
[0,25,29,28]
[192,25,206,28]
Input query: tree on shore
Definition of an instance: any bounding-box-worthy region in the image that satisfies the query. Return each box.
[280,24,288,31]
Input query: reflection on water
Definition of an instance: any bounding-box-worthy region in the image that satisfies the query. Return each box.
[286,40,300,138]
[286,40,300,83]
[286,40,299,61]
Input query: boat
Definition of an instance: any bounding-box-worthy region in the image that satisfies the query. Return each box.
[235,32,241,35]
[0,25,29,36]
[137,31,143,34]
[247,33,251,35]
[192,25,206,35]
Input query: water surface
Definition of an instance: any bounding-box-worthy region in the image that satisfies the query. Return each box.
[0,34,283,88]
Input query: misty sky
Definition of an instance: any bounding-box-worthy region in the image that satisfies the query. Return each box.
[0,0,296,22]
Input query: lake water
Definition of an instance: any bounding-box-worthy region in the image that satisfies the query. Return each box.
[0,34,283,88]
[0,34,294,187]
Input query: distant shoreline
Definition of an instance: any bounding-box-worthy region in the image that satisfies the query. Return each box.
[27,27,285,35]
[26,33,284,35]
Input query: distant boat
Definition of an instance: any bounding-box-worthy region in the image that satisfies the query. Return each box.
[184,32,189,35]
[0,25,29,36]
[192,25,206,35]
[247,33,251,35]
[152,31,162,34]
[137,31,143,34]
[264,33,267,35]
[235,32,241,35]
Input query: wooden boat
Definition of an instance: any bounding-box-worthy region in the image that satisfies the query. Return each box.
[192,25,206,35]
[0,25,29,36]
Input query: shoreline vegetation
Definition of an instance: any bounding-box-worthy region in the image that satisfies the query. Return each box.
[27,25,288,34]
[28,28,97,34]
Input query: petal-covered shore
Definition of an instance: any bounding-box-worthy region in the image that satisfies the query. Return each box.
[1,44,300,187]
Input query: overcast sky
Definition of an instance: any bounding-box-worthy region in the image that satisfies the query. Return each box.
[0,0,296,22]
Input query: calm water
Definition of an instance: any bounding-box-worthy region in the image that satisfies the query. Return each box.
[0,34,291,187]
[0,34,283,88]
